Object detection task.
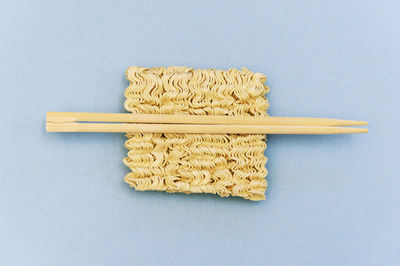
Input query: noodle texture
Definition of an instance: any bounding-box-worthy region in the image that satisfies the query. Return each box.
[123,66,270,200]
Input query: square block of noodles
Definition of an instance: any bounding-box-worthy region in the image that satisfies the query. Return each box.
[123,66,269,201]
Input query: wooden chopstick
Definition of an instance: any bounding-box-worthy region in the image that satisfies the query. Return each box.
[46,122,368,134]
[46,112,368,134]
[47,112,368,126]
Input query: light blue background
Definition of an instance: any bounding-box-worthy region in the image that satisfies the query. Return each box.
[1,1,399,265]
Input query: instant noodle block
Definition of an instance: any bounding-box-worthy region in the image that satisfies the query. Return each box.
[123,66,270,201]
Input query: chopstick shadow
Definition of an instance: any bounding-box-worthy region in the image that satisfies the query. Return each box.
[266,133,354,147]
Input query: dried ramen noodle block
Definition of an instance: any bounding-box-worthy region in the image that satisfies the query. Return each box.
[123,66,270,200]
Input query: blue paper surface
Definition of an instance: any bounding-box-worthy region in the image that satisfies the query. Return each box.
[1,1,399,265]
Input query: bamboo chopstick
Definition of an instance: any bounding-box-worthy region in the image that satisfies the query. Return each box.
[46,112,368,134]
[47,112,368,126]
[46,122,368,134]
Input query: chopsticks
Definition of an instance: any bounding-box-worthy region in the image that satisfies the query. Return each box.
[47,112,367,126]
[46,112,368,134]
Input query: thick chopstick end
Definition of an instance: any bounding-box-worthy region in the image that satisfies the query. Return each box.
[46,112,77,123]
[46,122,78,132]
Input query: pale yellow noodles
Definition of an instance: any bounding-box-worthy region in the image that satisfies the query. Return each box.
[123,66,270,200]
